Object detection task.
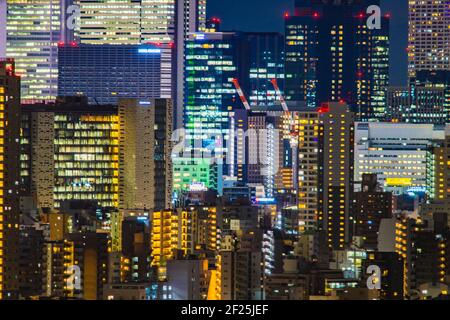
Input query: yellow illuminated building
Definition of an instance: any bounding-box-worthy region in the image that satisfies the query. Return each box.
[150,210,189,279]
[6,0,62,102]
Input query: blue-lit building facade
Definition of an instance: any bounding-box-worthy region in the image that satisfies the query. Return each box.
[177,32,250,193]
[246,32,285,108]
[58,44,162,105]
[285,0,389,121]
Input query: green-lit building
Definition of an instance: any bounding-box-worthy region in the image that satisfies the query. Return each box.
[179,32,250,192]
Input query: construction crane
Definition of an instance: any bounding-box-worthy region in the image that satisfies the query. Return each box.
[270,78,299,194]
[231,78,251,111]
[270,78,289,113]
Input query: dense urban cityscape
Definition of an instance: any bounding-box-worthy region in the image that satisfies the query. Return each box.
[0,0,449,303]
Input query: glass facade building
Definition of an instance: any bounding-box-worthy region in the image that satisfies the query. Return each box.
[6,0,63,102]
[285,0,389,121]
[58,44,162,105]
[179,32,250,191]
[246,32,285,108]
[21,98,119,210]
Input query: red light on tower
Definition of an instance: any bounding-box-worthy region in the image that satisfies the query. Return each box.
[312,12,320,18]
[58,41,65,47]
[70,41,77,47]
[284,11,290,19]
[357,12,364,19]
[384,13,391,19]
[169,42,175,49]
[339,99,346,104]
[5,64,13,75]
[318,103,330,113]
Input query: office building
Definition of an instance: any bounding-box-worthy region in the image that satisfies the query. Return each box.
[118,99,173,212]
[355,122,445,195]
[285,0,390,120]
[58,44,162,105]
[318,102,354,250]
[408,70,450,124]
[0,0,5,57]
[180,32,250,191]
[408,0,450,77]
[431,125,450,203]
[246,32,285,108]
[6,0,65,102]
[76,0,207,127]
[0,59,21,300]
[386,71,450,124]
[21,97,119,210]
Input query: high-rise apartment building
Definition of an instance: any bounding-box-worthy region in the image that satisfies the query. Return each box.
[6,0,65,102]
[408,0,450,77]
[64,231,109,300]
[0,59,21,300]
[150,209,190,279]
[118,98,173,212]
[395,214,448,297]
[318,102,355,250]
[285,0,389,121]
[296,109,320,232]
[58,44,162,105]
[431,125,450,203]
[354,174,392,250]
[120,216,151,283]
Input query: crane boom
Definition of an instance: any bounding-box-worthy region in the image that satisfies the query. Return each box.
[231,78,251,111]
[270,78,289,112]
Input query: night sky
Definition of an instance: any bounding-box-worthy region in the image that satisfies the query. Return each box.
[207,0,408,86]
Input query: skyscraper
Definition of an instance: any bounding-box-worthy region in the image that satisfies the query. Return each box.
[0,59,21,299]
[318,102,355,250]
[408,0,450,77]
[285,0,390,121]
[0,0,6,57]
[58,44,162,105]
[245,32,285,108]
[177,32,250,192]
[354,174,392,250]
[118,98,173,212]
[6,0,64,102]
[21,97,119,210]
[76,0,207,127]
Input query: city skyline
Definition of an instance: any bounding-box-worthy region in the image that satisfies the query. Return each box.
[0,0,449,304]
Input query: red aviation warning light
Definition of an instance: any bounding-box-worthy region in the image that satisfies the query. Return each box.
[318,103,330,113]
